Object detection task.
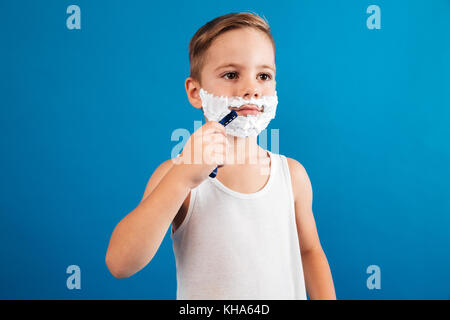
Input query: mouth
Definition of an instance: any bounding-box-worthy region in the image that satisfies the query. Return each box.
[229,104,264,116]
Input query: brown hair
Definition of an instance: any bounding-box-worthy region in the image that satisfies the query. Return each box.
[188,12,275,84]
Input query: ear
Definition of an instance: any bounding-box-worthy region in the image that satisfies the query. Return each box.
[185,77,203,110]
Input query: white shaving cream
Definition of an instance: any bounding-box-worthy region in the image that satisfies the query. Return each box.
[199,88,278,137]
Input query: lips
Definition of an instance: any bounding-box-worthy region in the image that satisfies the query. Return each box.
[230,104,263,116]
[238,104,260,111]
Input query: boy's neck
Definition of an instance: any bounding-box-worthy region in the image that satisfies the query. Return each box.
[226,135,268,165]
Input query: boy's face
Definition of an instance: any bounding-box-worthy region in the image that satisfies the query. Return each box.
[186,27,276,114]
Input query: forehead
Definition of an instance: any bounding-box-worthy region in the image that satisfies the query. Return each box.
[203,27,275,70]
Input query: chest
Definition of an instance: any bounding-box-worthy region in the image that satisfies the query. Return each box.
[215,163,271,194]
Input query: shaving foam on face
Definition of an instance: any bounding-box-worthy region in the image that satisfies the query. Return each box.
[199,88,278,137]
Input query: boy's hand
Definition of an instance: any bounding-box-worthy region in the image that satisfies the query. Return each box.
[174,121,228,189]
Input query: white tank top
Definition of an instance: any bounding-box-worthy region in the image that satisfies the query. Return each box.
[170,150,307,300]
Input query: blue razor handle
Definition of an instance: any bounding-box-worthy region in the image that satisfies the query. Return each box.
[209,110,238,178]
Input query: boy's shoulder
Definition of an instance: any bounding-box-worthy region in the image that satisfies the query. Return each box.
[283,155,312,198]
[283,155,307,178]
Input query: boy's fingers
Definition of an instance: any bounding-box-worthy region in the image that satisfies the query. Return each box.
[204,121,227,136]
[204,133,228,145]
[213,150,226,165]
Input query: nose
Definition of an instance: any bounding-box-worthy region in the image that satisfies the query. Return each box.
[240,77,260,100]
[242,89,260,100]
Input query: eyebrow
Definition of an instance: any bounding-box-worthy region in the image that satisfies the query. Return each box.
[214,63,276,72]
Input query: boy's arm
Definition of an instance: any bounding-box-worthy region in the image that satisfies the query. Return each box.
[105,121,227,279]
[105,159,190,278]
[286,158,336,300]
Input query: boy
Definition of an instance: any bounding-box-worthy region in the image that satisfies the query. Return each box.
[105,12,336,300]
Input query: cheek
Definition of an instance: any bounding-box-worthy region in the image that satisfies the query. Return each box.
[204,84,234,97]
[262,87,276,96]
[263,79,276,90]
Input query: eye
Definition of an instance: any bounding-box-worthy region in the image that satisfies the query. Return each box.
[223,72,238,80]
[258,73,272,81]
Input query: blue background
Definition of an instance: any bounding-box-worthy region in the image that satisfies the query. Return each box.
[1,0,449,299]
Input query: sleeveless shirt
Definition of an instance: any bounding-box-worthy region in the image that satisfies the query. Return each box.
[170,150,307,299]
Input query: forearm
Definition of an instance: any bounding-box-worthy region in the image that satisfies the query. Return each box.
[105,164,191,278]
[301,248,336,300]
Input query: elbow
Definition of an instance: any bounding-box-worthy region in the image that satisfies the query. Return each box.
[105,253,131,279]
[109,268,129,279]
